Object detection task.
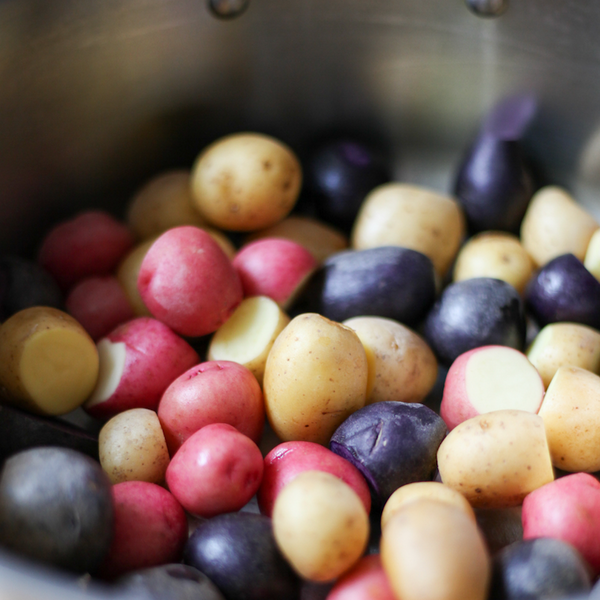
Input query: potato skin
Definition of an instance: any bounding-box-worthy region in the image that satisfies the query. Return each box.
[191,133,302,232]
[263,313,368,445]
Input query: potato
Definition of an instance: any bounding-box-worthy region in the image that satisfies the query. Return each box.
[526,322,600,388]
[437,410,554,508]
[584,228,600,281]
[350,183,465,277]
[380,499,490,600]
[263,313,368,445]
[342,316,438,404]
[272,470,369,582]
[190,133,302,231]
[0,307,99,415]
[116,239,155,317]
[99,408,170,485]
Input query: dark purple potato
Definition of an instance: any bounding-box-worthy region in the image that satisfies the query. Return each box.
[118,564,225,600]
[183,513,301,600]
[423,277,526,365]
[329,402,447,509]
[0,447,113,573]
[489,538,592,600]
[526,253,600,330]
[296,246,436,325]
[0,256,63,320]
[304,137,390,232]
[0,405,99,462]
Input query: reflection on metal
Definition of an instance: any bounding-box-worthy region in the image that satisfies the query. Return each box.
[465,0,509,18]
[209,0,249,19]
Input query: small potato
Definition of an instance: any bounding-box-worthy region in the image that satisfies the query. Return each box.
[351,183,465,277]
[263,313,368,445]
[99,408,170,485]
[116,239,156,317]
[527,322,600,388]
[342,316,438,404]
[272,470,369,582]
[380,499,490,600]
[453,232,534,294]
[584,228,600,281]
[191,133,302,232]
[520,186,599,267]
[437,410,554,508]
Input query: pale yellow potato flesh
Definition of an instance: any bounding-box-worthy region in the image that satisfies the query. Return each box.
[342,316,437,404]
[272,470,369,582]
[116,238,156,317]
[539,366,600,472]
[520,185,599,267]
[584,228,600,281]
[437,410,554,508]
[0,307,99,415]
[350,183,466,277]
[453,232,534,295]
[381,482,475,530]
[99,408,170,484]
[208,296,290,386]
[527,322,600,388]
[263,313,368,445]
[381,499,490,600]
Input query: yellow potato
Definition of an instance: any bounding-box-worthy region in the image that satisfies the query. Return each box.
[584,228,600,281]
[115,238,155,317]
[263,313,368,445]
[191,133,302,231]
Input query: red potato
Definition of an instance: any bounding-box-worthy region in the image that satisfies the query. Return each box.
[165,423,264,518]
[257,441,371,517]
[441,346,545,430]
[38,210,134,291]
[65,276,135,341]
[84,317,199,420]
[96,481,188,580]
[158,360,264,455]
[522,473,600,575]
[326,554,395,600]
[232,238,318,309]
[138,226,243,337]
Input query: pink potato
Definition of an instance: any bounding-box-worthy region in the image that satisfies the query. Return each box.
[441,345,545,430]
[326,554,396,600]
[258,441,371,517]
[65,276,135,341]
[158,360,264,455]
[138,226,243,337]
[84,317,199,420]
[38,210,134,291]
[232,238,318,309]
[96,481,188,580]
[522,473,600,574]
[165,423,264,517]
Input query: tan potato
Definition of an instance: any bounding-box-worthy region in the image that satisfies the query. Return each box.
[526,322,600,388]
[350,183,466,277]
[272,470,369,582]
[127,170,207,240]
[539,366,600,472]
[520,186,599,267]
[453,232,534,295]
[0,307,99,415]
[381,499,490,600]
[263,313,368,445]
[99,408,170,484]
[342,316,437,404]
[208,296,290,386]
[191,133,302,232]
[246,215,348,263]
[381,482,475,530]
[437,410,554,508]
[584,228,600,281]
[115,238,155,317]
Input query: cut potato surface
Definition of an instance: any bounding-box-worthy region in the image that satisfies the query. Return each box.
[85,339,127,407]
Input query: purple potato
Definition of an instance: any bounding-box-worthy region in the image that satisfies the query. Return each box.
[296,246,436,325]
[481,94,537,140]
[526,253,600,329]
[183,513,301,600]
[423,277,526,365]
[489,538,592,600]
[329,402,447,509]
[0,447,113,573]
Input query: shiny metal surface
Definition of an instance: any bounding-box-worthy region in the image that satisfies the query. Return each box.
[1,1,600,597]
